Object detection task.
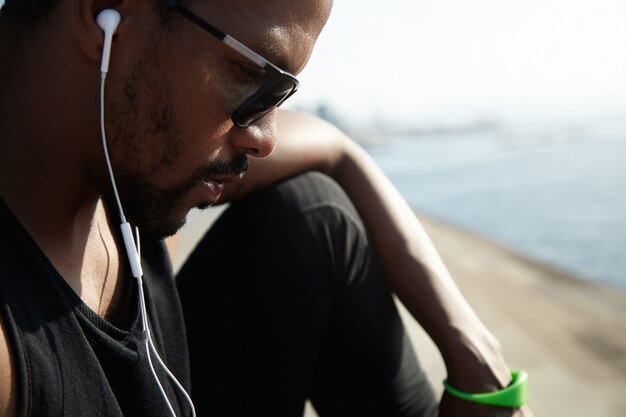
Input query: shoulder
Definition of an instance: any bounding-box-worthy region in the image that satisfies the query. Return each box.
[0,202,20,415]
[0,309,17,417]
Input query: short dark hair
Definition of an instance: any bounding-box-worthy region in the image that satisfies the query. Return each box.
[0,0,179,39]
[0,0,62,31]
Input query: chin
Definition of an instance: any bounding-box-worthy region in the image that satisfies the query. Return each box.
[141,215,188,240]
[115,174,197,239]
[126,202,189,240]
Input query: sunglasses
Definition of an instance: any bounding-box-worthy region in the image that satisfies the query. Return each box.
[161,0,300,128]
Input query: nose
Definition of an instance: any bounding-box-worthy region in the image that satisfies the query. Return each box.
[229,111,278,158]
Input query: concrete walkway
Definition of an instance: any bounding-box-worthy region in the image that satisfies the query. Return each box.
[176,207,626,417]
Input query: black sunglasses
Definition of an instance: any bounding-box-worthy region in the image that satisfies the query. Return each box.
[161,0,300,128]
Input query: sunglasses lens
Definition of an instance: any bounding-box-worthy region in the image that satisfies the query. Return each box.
[235,77,298,127]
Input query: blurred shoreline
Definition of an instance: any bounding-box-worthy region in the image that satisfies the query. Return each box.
[365,126,626,292]
[177,205,626,417]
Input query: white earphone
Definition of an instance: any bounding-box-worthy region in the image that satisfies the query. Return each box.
[95,9,143,278]
[96,9,121,73]
[95,9,196,417]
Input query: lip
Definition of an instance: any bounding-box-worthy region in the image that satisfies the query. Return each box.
[202,180,225,202]
[201,174,244,203]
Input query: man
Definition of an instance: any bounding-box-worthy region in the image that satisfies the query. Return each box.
[0,0,533,416]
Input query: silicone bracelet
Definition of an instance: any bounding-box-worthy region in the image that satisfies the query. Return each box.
[443,370,528,408]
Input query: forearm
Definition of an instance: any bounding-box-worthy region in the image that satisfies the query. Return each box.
[332,139,479,349]
[330,136,510,385]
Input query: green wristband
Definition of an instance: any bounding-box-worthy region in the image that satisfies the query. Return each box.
[443,370,528,408]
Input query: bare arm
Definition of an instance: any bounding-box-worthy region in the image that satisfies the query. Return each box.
[0,311,17,417]
[224,109,532,416]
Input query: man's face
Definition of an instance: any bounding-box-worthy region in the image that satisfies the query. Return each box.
[103,0,332,238]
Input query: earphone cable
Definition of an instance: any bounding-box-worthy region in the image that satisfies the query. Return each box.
[99,73,127,223]
[100,71,196,417]
[135,227,197,417]
[138,275,178,417]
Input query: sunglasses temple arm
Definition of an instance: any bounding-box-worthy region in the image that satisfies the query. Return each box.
[222,36,268,68]
[161,0,268,68]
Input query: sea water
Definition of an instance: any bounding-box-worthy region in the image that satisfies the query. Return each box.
[366,119,626,291]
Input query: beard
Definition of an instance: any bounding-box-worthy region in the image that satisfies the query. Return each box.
[117,154,249,239]
[102,33,249,239]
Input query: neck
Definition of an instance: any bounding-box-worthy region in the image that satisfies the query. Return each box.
[0,92,124,314]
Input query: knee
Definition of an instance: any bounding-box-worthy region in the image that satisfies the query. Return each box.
[231,171,366,250]
[223,171,371,281]
[243,171,355,217]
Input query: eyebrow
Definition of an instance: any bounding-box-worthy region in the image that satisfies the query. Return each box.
[163,0,297,74]
[162,0,268,68]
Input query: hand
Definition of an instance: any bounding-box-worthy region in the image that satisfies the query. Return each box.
[439,393,535,417]
[438,325,536,417]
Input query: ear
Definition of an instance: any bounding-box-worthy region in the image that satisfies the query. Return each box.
[71,0,125,68]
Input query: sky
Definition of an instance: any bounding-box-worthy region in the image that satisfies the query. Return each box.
[2,0,625,125]
[287,0,626,125]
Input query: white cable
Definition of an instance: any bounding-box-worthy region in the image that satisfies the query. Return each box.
[135,228,197,417]
[99,73,126,223]
[100,72,196,417]
[138,276,177,417]
[148,336,197,416]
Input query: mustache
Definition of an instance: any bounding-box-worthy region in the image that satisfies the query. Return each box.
[153,154,250,206]
[192,153,250,184]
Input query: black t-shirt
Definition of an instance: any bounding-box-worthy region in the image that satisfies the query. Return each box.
[0,199,191,416]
